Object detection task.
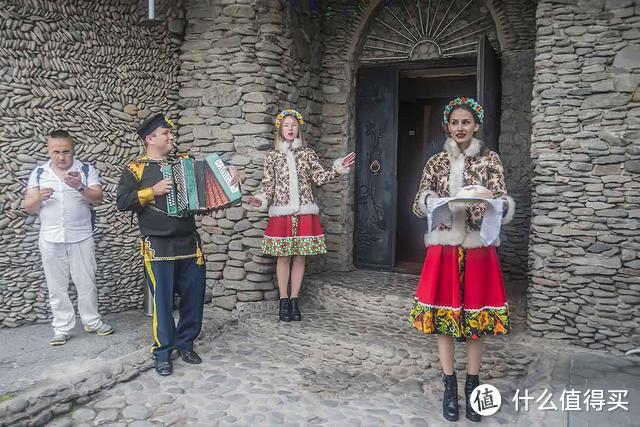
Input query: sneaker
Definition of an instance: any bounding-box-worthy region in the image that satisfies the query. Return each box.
[49,334,69,346]
[84,323,114,336]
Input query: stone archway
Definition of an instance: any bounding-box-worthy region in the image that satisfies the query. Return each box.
[353,0,500,63]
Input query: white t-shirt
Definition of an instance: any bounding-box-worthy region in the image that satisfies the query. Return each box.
[27,159,101,243]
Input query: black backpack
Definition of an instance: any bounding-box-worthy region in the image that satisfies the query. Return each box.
[36,163,97,231]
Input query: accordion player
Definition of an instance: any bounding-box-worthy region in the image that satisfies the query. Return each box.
[161,154,242,217]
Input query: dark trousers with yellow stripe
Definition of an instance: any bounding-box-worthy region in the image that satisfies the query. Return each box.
[144,257,206,362]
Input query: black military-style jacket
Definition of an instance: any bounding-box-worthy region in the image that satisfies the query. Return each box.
[116,154,200,261]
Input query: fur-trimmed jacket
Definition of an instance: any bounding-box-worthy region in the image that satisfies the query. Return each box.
[254,138,350,217]
[413,137,516,248]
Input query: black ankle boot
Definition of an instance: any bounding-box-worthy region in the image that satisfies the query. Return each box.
[279,298,291,322]
[290,298,301,321]
[442,372,459,421]
[465,374,481,422]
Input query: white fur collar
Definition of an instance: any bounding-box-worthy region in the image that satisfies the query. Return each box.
[275,138,302,154]
[443,137,482,158]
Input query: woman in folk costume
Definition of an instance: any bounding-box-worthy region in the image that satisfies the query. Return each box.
[409,98,515,422]
[247,109,355,322]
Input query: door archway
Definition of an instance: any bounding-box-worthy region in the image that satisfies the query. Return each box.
[349,0,503,270]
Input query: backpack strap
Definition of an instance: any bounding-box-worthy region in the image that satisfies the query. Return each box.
[81,163,90,184]
[80,163,97,231]
[36,167,44,187]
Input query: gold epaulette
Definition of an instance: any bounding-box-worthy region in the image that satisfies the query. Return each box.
[127,156,149,181]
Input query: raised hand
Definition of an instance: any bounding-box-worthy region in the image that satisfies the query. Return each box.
[39,187,55,202]
[226,165,240,186]
[152,179,173,196]
[342,152,356,169]
[63,171,82,189]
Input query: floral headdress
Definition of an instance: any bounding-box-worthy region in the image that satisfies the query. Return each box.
[275,109,304,129]
[443,97,484,124]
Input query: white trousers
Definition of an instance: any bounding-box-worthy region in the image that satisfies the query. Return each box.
[39,236,102,335]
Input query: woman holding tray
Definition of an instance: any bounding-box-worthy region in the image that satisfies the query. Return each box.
[409,97,515,422]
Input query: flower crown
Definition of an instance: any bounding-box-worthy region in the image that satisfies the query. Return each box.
[443,97,484,124]
[275,109,304,129]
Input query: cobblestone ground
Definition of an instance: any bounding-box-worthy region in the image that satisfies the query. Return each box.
[45,272,560,426]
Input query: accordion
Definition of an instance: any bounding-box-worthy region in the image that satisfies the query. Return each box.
[160,154,242,217]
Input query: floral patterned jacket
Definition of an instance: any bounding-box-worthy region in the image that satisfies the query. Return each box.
[254,138,350,217]
[413,137,516,248]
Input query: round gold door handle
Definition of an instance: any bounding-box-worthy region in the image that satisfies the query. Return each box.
[369,160,381,174]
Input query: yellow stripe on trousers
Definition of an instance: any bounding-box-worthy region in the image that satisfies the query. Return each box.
[144,259,161,351]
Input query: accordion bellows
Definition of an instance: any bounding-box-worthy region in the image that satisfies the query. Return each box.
[161,154,242,217]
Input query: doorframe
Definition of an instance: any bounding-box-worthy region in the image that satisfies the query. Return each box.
[354,57,479,271]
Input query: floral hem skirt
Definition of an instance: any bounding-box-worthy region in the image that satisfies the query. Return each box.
[261,214,327,257]
[409,245,511,340]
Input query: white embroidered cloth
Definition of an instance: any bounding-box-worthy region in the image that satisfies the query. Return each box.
[427,197,505,245]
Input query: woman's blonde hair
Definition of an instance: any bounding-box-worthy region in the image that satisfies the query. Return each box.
[273,115,306,148]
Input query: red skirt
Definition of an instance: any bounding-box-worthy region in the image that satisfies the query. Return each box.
[261,214,327,257]
[409,245,511,340]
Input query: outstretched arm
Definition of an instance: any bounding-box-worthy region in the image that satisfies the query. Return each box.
[309,150,355,186]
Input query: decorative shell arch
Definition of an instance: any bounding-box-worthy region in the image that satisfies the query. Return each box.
[359,0,499,63]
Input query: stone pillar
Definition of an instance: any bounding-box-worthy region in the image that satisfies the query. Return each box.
[528,0,640,354]
[178,0,327,308]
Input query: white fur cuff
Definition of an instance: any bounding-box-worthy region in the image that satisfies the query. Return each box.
[333,157,350,175]
[501,195,516,225]
[268,202,319,217]
[415,190,437,218]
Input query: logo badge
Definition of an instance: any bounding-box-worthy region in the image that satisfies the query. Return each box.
[470,384,502,416]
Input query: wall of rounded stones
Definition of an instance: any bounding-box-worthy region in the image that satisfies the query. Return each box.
[529,0,640,354]
[177,0,331,309]
[0,0,185,328]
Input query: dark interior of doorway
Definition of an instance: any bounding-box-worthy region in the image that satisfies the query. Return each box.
[394,74,476,275]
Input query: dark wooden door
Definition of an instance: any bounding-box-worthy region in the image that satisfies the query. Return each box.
[396,101,425,267]
[476,36,501,152]
[354,67,398,269]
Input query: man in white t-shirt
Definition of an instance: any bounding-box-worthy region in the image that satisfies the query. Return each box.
[24,130,114,345]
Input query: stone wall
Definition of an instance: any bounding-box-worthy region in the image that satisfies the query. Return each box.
[0,0,185,327]
[499,50,535,290]
[529,0,640,353]
[177,0,330,309]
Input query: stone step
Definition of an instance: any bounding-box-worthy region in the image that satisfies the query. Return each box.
[239,306,537,385]
[300,270,527,329]
[300,270,418,328]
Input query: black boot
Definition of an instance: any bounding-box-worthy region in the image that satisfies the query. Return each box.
[442,372,459,422]
[279,298,291,322]
[465,374,481,422]
[290,298,301,321]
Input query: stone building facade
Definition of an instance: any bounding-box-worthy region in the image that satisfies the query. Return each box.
[0,0,638,354]
[177,0,538,311]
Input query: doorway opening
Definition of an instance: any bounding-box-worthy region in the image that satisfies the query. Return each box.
[354,43,500,272]
[394,70,476,275]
